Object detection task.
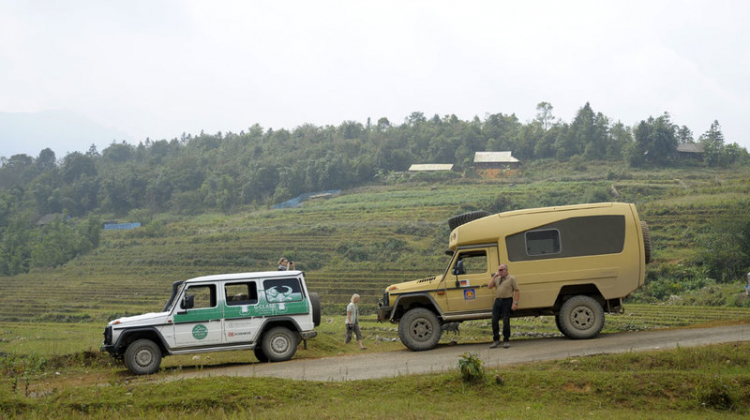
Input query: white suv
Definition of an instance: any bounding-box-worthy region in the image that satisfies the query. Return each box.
[101,271,321,375]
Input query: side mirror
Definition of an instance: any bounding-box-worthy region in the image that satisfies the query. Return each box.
[452,260,465,276]
[181,294,195,310]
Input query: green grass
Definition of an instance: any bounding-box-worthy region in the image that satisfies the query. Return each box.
[2,341,749,419]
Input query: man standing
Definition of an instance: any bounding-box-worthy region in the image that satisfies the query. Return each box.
[488,264,520,348]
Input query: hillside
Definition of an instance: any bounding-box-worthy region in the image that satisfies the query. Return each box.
[1,162,749,323]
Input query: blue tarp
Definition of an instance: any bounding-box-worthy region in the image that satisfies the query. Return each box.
[273,189,341,209]
[103,222,142,230]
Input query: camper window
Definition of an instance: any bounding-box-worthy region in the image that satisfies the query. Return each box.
[526,229,561,256]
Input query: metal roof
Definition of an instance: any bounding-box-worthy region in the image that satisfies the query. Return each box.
[677,143,704,153]
[474,151,520,163]
[408,164,454,171]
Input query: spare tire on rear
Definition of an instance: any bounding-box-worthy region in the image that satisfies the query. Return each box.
[309,292,321,327]
[641,221,652,264]
[448,210,491,231]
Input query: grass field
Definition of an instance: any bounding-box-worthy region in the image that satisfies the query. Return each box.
[2,330,749,419]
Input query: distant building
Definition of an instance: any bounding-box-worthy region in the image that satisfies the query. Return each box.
[677,143,704,160]
[473,151,521,170]
[36,213,68,226]
[408,164,455,172]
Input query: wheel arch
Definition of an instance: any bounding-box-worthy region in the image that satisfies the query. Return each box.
[390,293,442,321]
[553,284,605,312]
[115,328,168,358]
[256,317,304,342]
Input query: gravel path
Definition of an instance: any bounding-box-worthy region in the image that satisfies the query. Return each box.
[170,324,750,382]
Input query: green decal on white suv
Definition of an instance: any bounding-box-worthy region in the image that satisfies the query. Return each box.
[192,324,208,340]
[223,299,309,319]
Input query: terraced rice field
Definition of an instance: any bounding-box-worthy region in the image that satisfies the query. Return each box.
[1,168,749,325]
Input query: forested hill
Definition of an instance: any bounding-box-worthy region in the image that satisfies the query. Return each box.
[1,103,748,220]
[0,103,748,276]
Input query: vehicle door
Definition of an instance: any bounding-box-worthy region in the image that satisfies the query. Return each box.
[223,280,263,343]
[444,247,498,313]
[171,283,223,347]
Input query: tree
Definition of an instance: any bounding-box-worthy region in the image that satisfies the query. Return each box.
[535,102,555,130]
[698,202,750,281]
[676,126,693,144]
[61,152,97,183]
[557,103,593,159]
[700,120,725,166]
[376,117,391,132]
[0,215,31,275]
[483,113,521,152]
[36,148,57,171]
[630,114,677,166]
[102,142,134,163]
[608,122,633,159]
[406,111,426,126]
[0,154,37,188]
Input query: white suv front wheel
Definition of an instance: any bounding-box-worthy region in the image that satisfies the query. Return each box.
[123,338,162,375]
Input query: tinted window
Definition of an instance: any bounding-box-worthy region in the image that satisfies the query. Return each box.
[506,215,625,261]
[526,229,561,256]
[183,284,216,309]
[225,282,259,306]
[264,278,303,303]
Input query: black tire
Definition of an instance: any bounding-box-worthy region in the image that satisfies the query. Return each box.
[641,221,652,264]
[398,308,442,351]
[448,210,491,231]
[254,345,268,363]
[558,296,605,339]
[261,327,298,362]
[123,339,162,375]
[309,292,322,327]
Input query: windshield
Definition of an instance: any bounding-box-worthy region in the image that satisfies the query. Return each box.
[162,281,186,312]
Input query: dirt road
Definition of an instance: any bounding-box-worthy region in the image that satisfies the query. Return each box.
[173,324,750,382]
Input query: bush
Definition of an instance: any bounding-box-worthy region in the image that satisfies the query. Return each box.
[458,352,485,383]
[697,203,750,282]
[695,375,738,411]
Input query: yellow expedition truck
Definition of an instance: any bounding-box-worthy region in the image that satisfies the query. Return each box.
[377,202,651,351]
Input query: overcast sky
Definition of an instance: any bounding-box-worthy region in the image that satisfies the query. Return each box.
[1,0,749,158]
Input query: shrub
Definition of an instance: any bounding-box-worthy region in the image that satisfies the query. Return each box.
[458,352,485,383]
[695,375,738,411]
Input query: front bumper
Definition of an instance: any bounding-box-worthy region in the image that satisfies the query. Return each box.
[376,304,392,322]
[101,325,116,355]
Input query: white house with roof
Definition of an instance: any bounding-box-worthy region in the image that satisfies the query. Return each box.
[473,151,521,170]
